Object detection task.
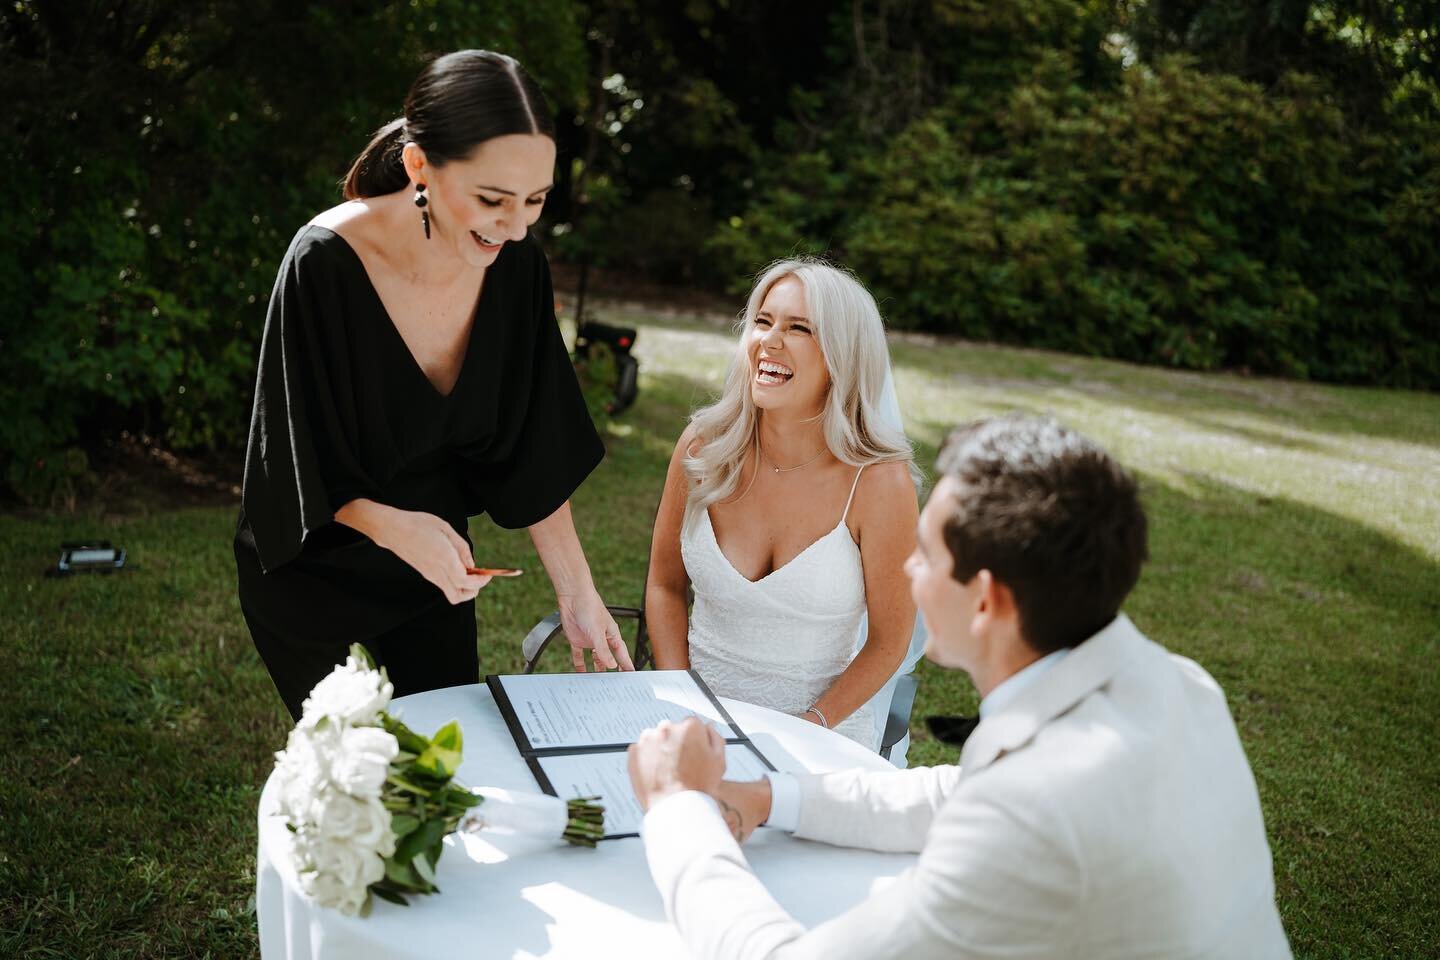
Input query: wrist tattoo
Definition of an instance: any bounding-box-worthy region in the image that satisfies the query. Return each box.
[717,796,746,842]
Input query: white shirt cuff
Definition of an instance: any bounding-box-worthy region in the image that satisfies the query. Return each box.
[763,771,801,832]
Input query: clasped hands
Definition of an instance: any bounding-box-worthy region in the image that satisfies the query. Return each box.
[627,717,771,843]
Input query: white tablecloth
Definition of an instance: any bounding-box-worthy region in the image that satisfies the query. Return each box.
[256,683,914,959]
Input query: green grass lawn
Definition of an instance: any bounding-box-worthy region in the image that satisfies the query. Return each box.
[2,304,1436,958]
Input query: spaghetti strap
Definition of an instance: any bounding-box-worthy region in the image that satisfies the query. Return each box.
[841,465,866,524]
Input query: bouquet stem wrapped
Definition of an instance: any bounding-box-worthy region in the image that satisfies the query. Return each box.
[271,645,603,915]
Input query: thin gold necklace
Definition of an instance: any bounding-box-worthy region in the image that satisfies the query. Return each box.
[757,434,828,473]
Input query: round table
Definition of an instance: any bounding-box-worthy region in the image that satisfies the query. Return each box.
[256,683,914,959]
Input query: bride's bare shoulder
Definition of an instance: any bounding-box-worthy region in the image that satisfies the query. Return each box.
[857,460,917,505]
[850,459,919,534]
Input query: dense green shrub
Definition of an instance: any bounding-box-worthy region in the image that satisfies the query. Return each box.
[713,53,1440,388]
[706,150,857,290]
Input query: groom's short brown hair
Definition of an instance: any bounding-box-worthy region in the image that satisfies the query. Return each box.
[935,415,1148,654]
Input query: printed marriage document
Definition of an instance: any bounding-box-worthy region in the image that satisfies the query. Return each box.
[495,670,742,747]
[487,670,774,837]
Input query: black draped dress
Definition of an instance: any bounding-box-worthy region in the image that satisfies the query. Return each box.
[234,225,602,719]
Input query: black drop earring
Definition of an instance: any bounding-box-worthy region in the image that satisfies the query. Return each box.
[414,182,430,239]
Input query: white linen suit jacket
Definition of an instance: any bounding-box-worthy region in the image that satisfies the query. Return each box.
[641,615,1291,959]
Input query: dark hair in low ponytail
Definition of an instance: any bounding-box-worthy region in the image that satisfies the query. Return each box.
[345,118,410,199]
[343,50,556,200]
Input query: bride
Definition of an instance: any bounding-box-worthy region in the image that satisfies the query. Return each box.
[645,258,919,749]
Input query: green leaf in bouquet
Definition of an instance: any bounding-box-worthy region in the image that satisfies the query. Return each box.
[383,856,422,891]
[439,786,483,814]
[390,813,421,839]
[414,720,463,779]
[393,816,446,867]
[381,714,431,755]
[432,720,462,752]
[348,643,376,670]
[413,749,458,780]
[411,850,439,889]
[370,885,409,907]
[386,773,433,797]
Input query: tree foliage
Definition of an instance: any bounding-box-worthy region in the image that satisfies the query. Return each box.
[1,0,1436,499]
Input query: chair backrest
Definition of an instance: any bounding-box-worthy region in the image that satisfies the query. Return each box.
[880,674,919,763]
[521,606,653,674]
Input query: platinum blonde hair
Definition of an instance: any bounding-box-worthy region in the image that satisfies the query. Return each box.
[682,257,915,531]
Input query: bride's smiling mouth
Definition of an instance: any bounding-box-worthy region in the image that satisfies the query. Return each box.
[756,358,794,385]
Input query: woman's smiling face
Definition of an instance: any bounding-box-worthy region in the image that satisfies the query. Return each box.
[748,275,829,416]
[408,134,555,266]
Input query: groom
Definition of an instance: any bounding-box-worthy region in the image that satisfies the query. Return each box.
[628,414,1291,959]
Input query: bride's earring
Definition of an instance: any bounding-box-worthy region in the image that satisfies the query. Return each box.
[414,183,430,240]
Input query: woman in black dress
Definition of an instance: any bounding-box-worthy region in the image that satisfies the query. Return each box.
[235,50,631,720]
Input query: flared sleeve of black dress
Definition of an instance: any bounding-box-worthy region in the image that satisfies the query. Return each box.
[454,235,605,528]
[235,226,603,641]
[239,228,385,573]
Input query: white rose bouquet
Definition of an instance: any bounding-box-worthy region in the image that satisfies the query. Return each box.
[272,644,603,916]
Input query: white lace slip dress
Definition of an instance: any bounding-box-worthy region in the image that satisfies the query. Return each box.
[682,466,878,750]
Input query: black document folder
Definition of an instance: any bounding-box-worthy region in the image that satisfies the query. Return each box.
[486,669,775,838]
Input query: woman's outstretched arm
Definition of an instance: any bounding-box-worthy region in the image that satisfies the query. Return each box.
[529,501,634,672]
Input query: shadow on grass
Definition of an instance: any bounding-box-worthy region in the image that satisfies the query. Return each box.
[1172,417,1333,455]
[886,336,1440,451]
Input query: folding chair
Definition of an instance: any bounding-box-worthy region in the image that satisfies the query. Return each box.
[868,615,928,766]
[880,673,919,763]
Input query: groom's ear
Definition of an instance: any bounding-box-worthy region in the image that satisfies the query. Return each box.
[971,569,1019,638]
